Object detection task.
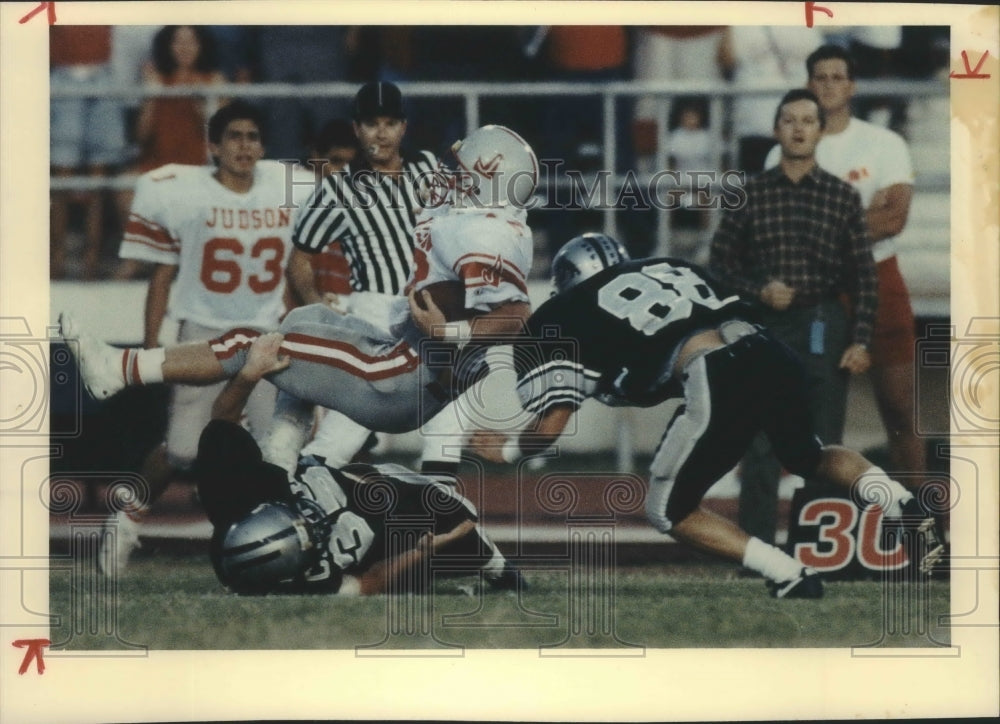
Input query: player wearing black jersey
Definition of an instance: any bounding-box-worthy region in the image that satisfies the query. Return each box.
[469,233,942,599]
[198,333,522,595]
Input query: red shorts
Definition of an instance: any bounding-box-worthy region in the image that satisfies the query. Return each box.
[871,256,916,368]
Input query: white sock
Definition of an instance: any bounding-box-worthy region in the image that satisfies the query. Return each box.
[122,348,165,385]
[742,536,803,583]
[261,416,310,474]
[478,528,507,579]
[855,466,913,517]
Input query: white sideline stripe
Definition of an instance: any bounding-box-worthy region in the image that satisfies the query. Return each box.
[212,333,258,351]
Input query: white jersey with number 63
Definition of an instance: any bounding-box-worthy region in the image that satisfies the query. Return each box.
[120,161,315,328]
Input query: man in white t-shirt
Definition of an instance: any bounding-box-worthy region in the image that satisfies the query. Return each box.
[107,101,315,574]
[756,44,923,542]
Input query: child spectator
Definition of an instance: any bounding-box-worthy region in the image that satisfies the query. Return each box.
[667,97,717,261]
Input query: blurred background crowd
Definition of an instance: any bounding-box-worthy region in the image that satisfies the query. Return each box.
[49,24,950,281]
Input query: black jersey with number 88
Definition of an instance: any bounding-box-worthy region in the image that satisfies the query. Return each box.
[516,258,753,412]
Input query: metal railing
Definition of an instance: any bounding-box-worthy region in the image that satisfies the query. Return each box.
[50,78,950,256]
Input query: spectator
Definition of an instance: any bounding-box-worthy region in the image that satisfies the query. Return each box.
[134,25,226,173]
[50,25,127,279]
[632,26,726,174]
[717,25,823,174]
[667,96,717,251]
[709,89,877,547]
[761,43,926,507]
[115,26,226,281]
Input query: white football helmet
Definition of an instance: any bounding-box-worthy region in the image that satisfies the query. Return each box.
[551,233,631,294]
[218,502,315,591]
[450,124,538,208]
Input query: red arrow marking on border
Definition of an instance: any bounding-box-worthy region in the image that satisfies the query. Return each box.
[950,50,991,79]
[12,639,51,675]
[18,2,56,25]
[804,1,834,28]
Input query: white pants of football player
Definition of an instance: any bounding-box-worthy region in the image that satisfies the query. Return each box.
[266,390,476,480]
[259,290,480,479]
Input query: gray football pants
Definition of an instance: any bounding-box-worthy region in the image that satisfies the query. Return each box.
[210,304,452,434]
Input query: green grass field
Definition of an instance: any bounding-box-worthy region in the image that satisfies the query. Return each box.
[49,556,951,651]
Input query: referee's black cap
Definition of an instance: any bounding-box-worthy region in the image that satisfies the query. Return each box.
[353,81,406,121]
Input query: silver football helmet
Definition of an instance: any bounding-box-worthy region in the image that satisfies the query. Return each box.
[551,233,631,294]
[450,124,538,207]
[218,502,315,590]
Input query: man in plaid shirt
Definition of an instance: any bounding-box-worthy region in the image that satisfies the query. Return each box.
[710,88,876,545]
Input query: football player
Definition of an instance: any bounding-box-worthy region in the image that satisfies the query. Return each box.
[61,125,537,443]
[197,333,522,595]
[105,100,316,575]
[467,233,944,599]
[268,122,539,477]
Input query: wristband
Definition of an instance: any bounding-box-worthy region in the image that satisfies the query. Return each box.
[439,320,473,347]
[501,437,523,464]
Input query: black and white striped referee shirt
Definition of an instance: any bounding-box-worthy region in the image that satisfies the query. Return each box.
[292,150,438,294]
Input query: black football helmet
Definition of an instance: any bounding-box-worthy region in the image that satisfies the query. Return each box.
[551,233,630,294]
[217,502,318,591]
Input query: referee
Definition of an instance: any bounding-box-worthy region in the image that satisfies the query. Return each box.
[287,81,438,302]
[282,82,465,480]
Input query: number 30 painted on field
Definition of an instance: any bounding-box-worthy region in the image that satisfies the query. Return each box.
[200,236,285,293]
[794,498,909,572]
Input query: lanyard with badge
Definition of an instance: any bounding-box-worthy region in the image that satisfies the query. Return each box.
[809,307,825,355]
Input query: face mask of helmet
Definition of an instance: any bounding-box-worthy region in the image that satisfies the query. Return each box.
[551,233,631,294]
[218,502,318,592]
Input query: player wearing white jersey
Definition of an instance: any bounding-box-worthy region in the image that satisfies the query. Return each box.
[103,101,314,575]
[122,160,302,330]
[288,124,538,475]
[410,204,532,309]
[63,125,539,458]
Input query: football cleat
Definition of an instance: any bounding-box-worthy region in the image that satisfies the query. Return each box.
[98,511,141,576]
[767,567,824,599]
[59,313,125,400]
[486,561,528,592]
[883,497,946,575]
